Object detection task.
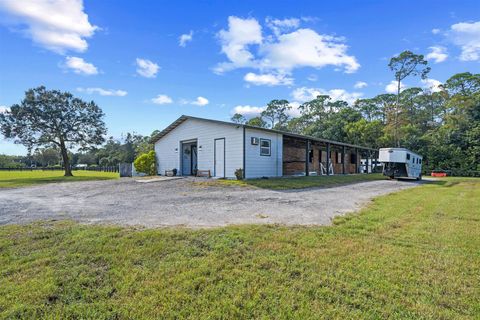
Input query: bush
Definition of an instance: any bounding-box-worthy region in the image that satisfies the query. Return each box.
[235,168,244,180]
[134,151,157,176]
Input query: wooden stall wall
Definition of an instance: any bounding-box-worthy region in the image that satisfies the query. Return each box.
[282,137,307,176]
[282,136,363,176]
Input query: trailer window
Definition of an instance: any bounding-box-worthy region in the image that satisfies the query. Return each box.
[419,159,422,164]
[406,153,410,160]
[260,139,271,156]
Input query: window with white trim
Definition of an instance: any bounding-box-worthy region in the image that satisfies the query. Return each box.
[260,139,271,156]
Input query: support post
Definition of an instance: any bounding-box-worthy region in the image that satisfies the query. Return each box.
[373,151,377,173]
[366,151,370,174]
[326,143,330,176]
[342,145,346,175]
[305,140,310,176]
[355,148,358,173]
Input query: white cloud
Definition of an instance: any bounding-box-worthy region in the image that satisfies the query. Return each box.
[265,17,300,36]
[232,101,302,118]
[231,105,265,117]
[354,81,368,89]
[426,46,448,63]
[214,16,359,77]
[291,87,363,104]
[64,56,98,75]
[385,80,405,94]
[287,101,302,117]
[0,105,10,113]
[432,28,441,34]
[0,0,97,53]
[307,74,317,81]
[449,21,480,61]
[215,16,263,73]
[179,31,193,47]
[244,72,293,86]
[421,78,443,93]
[261,29,360,73]
[151,94,173,105]
[191,96,209,106]
[136,58,160,78]
[77,87,127,96]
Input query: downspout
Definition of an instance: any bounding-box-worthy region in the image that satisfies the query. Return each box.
[242,126,246,179]
[276,134,279,177]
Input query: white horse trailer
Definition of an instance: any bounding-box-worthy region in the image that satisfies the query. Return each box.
[378,148,423,180]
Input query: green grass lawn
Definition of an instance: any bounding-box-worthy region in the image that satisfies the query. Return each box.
[1,178,479,319]
[0,170,119,188]
[196,173,386,190]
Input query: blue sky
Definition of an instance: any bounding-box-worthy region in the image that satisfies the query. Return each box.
[0,0,479,155]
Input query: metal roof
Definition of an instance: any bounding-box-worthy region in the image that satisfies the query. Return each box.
[379,147,422,157]
[150,115,376,151]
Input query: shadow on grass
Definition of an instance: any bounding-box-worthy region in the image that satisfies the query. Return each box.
[239,174,388,192]
[419,179,449,186]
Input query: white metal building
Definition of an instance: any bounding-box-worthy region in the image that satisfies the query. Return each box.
[152,115,377,179]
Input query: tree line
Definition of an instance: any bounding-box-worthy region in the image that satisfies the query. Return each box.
[231,52,479,176]
[0,132,157,169]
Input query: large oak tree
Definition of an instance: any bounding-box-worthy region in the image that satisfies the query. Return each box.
[0,86,106,176]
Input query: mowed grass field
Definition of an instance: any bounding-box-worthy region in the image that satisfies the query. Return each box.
[0,178,479,319]
[197,173,386,190]
[0,170,119,188]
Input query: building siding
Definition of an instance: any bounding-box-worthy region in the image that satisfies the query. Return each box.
[154,118,243,178]
[245,128,283,178]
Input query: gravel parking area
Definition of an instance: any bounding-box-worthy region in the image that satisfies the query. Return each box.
[0,177,421,228]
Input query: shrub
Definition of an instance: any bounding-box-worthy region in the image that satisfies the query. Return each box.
[235,168,244,180]
[134,150,157,176]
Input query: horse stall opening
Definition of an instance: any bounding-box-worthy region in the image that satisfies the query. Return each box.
[282,136,362,176]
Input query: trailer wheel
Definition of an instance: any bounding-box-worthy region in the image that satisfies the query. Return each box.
[417,174,422,181]
[389,175,394,180]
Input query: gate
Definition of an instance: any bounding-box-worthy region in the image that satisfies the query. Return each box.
[119,163,133,177]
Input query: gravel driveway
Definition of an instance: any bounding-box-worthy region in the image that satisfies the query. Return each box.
[0,177,421,228]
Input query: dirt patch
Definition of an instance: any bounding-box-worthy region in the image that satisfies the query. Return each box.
[0,177,421,228]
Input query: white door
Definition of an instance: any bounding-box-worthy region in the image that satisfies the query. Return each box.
[214,138,225,178]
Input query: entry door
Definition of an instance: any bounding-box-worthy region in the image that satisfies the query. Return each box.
[214,138,225,178]
[181,143,191,175]
[191,145,197,175]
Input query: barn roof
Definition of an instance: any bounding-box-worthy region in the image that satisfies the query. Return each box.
[150,115,376,151]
